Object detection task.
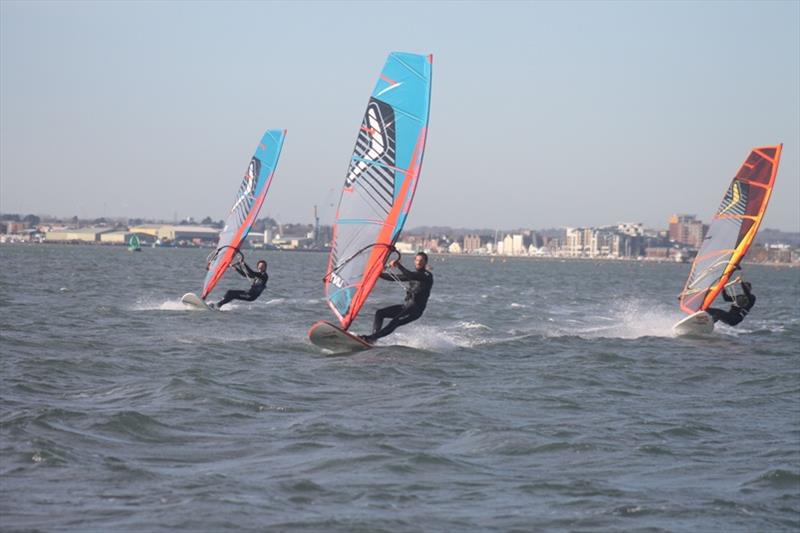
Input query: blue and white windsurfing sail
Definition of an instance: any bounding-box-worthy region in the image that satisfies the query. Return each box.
[323,52,433,330]
[202,129,286,300]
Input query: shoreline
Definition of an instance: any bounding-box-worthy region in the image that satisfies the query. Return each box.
[2,241,796,268]
[427,252,797,268]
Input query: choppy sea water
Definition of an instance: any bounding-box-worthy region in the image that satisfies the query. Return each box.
[1,244,798,532]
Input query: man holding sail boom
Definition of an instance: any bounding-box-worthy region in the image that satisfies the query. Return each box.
[211,258,268,309]
[361,252,433,344]
[705,277,756,327]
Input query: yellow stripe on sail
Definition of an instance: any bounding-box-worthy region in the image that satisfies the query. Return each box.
[718,181,741,215]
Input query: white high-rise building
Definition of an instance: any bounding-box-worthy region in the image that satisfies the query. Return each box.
[512,234,524,255]
[502,234,514,255]
[565,228,583,257]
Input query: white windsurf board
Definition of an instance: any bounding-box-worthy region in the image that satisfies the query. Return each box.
[308,321,373,354]
[181,292,217,311]
[673,311,714,336]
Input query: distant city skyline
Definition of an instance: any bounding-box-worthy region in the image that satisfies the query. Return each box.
[5,216,797,266]
[1,1,798,231]
[8,211,800,242]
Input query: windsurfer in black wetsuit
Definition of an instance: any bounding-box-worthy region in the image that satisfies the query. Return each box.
[706,279,755,327]
[212,259,268,309]
[361,252,433,344]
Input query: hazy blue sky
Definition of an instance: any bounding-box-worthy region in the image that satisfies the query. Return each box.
[1,0,798,231]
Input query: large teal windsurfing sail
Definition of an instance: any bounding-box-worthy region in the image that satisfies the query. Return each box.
[323,52,433,330]
[201,129,286,300]
[679,144,782,314]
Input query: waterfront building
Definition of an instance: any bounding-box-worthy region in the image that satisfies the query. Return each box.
[463,234,481,254]
[425,238,442,253]
[4,221,27,234]
[45,227,113,243]
[502,234,513,255]
[394,241,415,254]
[582,228,598,256]
[564,227,601,257]
[99,231,134,244]
[562,226,646,258]
[496,238,505,255]
[128,224,218,244]
[564,228,583,257]
[271,231,314,249]
[644,246,670,260]
[610,233,627,257]
[512,234,525,255]
[668,215,707,249]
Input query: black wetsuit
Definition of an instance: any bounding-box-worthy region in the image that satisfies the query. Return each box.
[216,263,268,308]
[706,287,755,327]
[368,263,433,342]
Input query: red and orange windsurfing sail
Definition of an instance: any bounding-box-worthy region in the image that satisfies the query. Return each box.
[679,144,782,314]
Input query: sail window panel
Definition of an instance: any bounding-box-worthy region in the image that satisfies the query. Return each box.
[686,219,741,290]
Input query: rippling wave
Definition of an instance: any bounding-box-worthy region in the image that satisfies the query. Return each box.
[1,245,798,531]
